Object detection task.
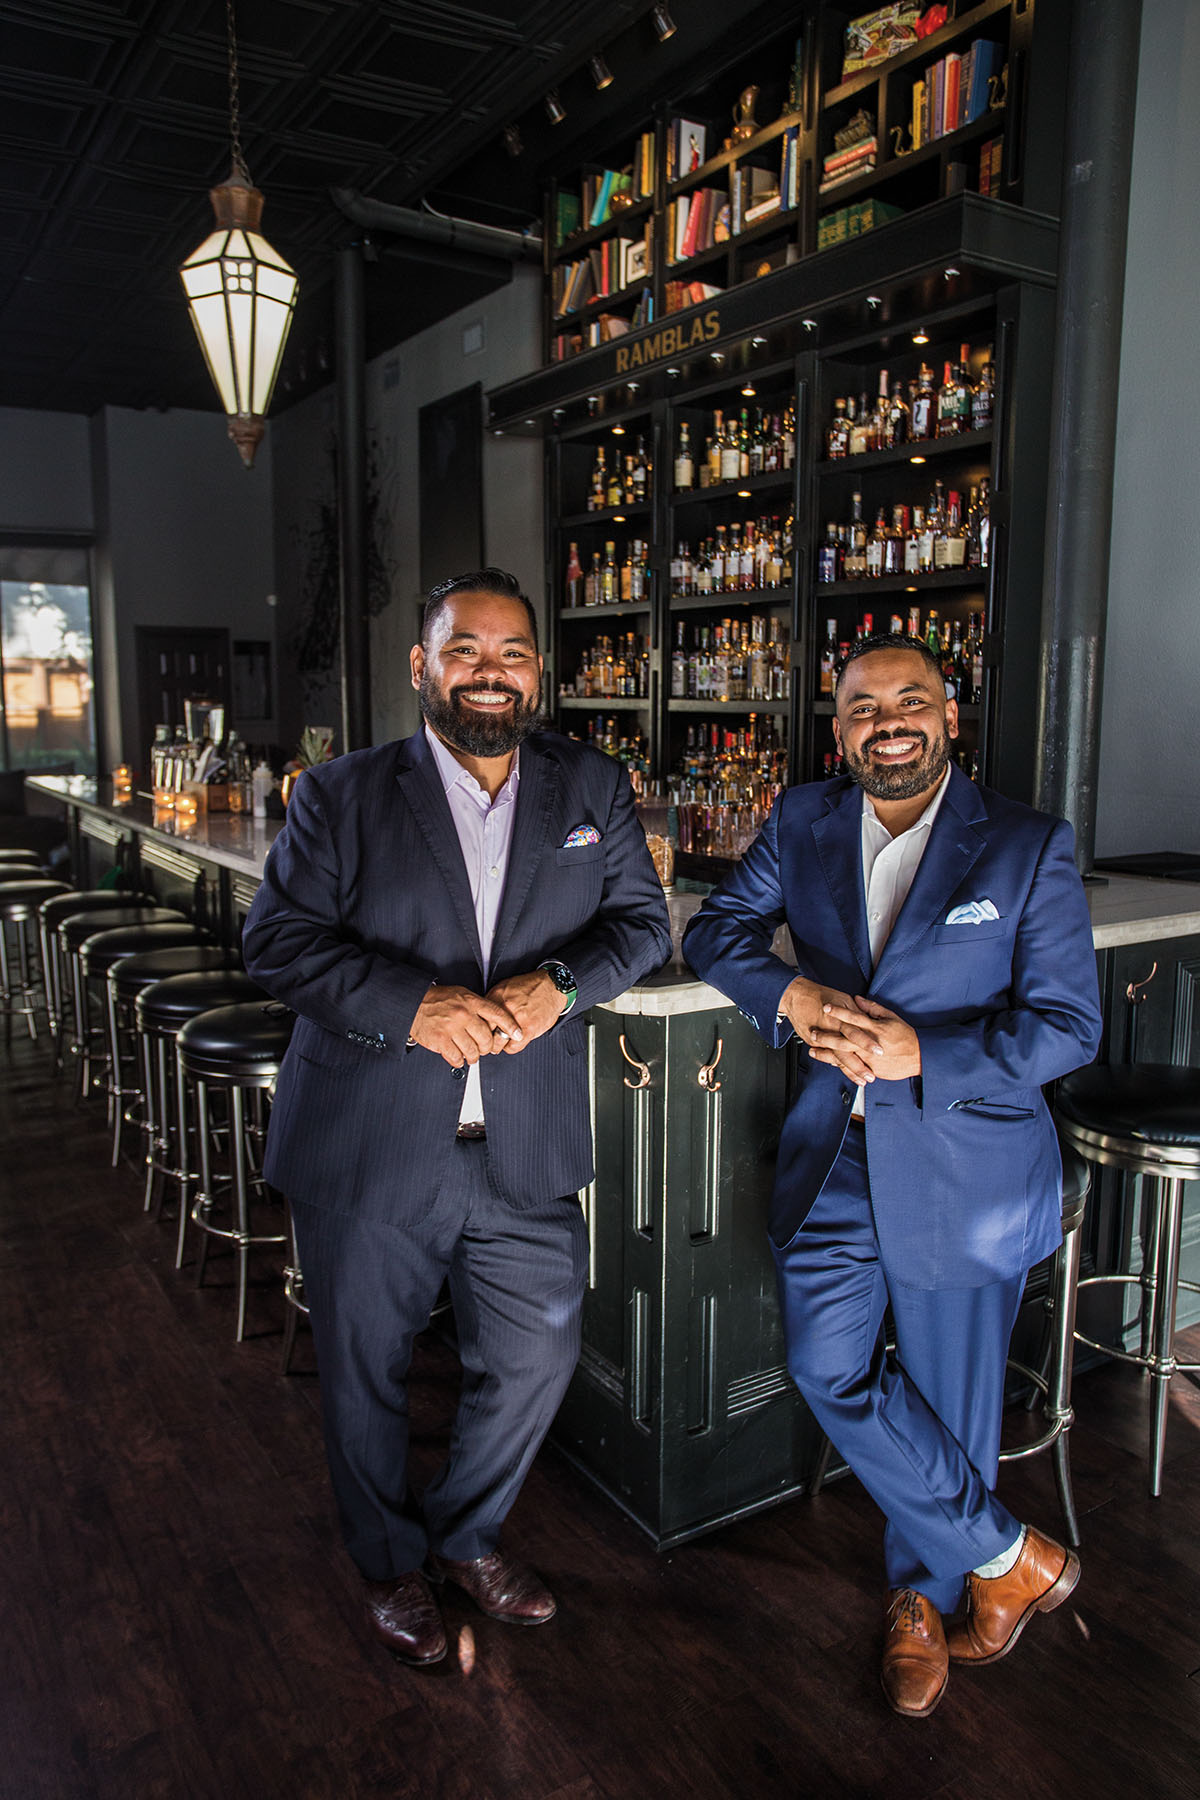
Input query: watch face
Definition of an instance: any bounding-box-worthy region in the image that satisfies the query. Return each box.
[544,961,575,994]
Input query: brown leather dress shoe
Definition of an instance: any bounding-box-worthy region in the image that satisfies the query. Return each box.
[947,1526,1080,1666]
[880,1588,949,1718]
[362,1571,448,1665]
[428,1549,556,1624]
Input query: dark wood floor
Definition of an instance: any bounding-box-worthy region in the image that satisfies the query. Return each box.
[4,1026,1200,1800]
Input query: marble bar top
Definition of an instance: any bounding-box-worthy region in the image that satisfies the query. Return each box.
[30,776,1200,1017]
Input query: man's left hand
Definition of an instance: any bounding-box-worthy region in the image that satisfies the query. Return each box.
[484,970,568,1053]
[809,996,922,1081]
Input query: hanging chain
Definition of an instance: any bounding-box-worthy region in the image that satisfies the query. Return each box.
[225,0,251,183]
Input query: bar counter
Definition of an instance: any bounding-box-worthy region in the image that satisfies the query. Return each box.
[31,775,1200,1545]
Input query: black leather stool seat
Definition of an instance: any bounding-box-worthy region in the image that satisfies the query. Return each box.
[81,921,204,977]
[0,879,71,917]
[0,865,46,884]
[0,847,44,863]
[113,945,240,1001]
[1057,1065,1200,1156]
[137,969,266,1033]
[177,1001,294,1081]
[1059,1142,1090,1230]
[40,889,138,930]
[62,905,185,952]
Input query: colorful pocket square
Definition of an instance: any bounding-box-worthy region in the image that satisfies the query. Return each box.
[945,899,1001,925]
[562,824,602,848]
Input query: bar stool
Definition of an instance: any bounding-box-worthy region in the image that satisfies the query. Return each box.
[0,879,71,1040]
[136,969,270,1264]
[996,1144,1092,1545]
[59,905,184,1095]
[281,1201,309,1374]
[1056,1064,1200,1496]
[39,889,140,1047]
[114,946,242,1209]
[177,1000,295,1341]
[84,922,209,1162]
[808,1144,1094,1547]
[0,848,45,865]
[0,864,47,885]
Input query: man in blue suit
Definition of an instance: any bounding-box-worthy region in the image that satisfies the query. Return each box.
[244,570,671,1666]
[683,635,1101,1717]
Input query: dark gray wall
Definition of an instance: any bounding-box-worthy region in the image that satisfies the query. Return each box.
[0,407,92,532]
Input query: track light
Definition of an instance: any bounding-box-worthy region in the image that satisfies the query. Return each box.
[652,3,677,41]
[588,53,614,90]
[545,89,566,125]
[502,123,523,157]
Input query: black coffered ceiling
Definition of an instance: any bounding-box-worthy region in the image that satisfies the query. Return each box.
[0,0,796,418]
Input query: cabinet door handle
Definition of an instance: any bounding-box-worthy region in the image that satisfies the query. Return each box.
[619,1033,651,1089]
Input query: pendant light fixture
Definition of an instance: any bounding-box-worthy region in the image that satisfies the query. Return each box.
[179,0,299,468]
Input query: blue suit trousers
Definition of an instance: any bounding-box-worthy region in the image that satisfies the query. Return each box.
[291,1140,587,1581]
[772,1126,1023,1615]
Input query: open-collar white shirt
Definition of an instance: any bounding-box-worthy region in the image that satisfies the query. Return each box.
[424,723,521,1125]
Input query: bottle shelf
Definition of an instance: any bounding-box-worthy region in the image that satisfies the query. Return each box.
[668,698,790,715]
[818,569,989,599]
[671,470,796,507]
[815,427,992,476]
[670,588,792,613]
[558,601,652,620]
[561,504,653,528]
[558,696,651,711]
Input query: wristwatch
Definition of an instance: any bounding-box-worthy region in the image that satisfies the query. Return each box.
[539,959,578,1015]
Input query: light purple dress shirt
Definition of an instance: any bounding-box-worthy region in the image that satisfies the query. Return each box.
[424,723,521,1125]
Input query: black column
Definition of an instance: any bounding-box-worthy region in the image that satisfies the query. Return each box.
[335,244,372,751]
[1033,0,1142,868]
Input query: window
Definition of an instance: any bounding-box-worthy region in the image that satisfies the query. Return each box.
[0,544,96,775]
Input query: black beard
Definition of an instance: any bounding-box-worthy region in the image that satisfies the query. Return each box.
[844,725,950,801]
[419,671,544,758]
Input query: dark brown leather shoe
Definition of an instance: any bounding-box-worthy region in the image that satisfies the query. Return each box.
[880,1588,949,1718]
[946,1525,1080,1665]
[428,1549,556,1624]
[362,1571,447,1665]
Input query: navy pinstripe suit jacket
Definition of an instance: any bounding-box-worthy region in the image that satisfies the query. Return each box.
[243,727,672,1222]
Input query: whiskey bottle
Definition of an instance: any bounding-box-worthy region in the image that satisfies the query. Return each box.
[865,507,888,579]
[600,540,618,603]
[589,447,606,511]
[884,505,907,577]
[607,457,623,508]
[675,421,694,490]
[910,364,936,439]
[819,619,839,696]
[564,541,584,607]
[884,381,910,449]
[719,411,741,483]
[934,489,967,569]
[818,521,839,585]
[972,351,995,431]
[827,398,850,459]
[633,435,650,505]
[844,493,867,579]
[671,621,687,697]
[848,394,871,458]
[586,550,601,606]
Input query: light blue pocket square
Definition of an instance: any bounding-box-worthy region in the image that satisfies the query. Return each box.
[945,899,1001,925]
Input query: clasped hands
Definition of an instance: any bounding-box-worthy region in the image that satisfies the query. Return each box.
[780,976,921,1084]
[408,971,567,1069]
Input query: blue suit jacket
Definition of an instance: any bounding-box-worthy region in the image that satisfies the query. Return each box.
[243,729,672,1222]
[682,767,1102,1288]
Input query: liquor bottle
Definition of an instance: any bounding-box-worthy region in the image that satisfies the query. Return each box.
[694,539,714,595]
[633,436,649,505]
[619,545,634,601]
[934,489,967,569]
[675,421,694,489]
[972,350,995,431]
[763,520,783,587]
[748,615,770,700]
[818,618,839,687]
[827,398,850,459]
[739,521,756,590]
[600,540,618,603]
[884,505,907,577]
[781,513,795,587]
[622,453,636,504]
[585,550,601,605]
[630,539,648,602]
[738,408,752,479]
[924,609,940,654]
[749,410,767,477]
[967,477,991,569]
[884,381,910,449]
[817,521,839,584]
[719,410,741,483]
[607,456,623,507]
[872,370,890,449]
[848,394,870,458]
[954,347,974,432]
[765,414,782,474]
[706,430,720,487]
[888,613,904,635]
[713,525,728,592]
[564,541,584,607]
[865,507,888,579]
[969,611,985,704]
[589,447,606,511]
[844,493,867,579]
[781,402,796,470]
[910,363,936,439]
[905,508,923,576]
[936,361,960,437]
[907,603,921,638]
[671,621,687,697]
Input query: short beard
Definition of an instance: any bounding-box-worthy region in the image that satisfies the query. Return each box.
[844,725,951,801]
[420,671,544,758]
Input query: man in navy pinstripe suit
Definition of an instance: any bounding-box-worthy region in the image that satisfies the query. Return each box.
[244,570,670,1666]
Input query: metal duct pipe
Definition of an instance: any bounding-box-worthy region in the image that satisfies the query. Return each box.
[1033,0,1142,870]
[331,189,542,264]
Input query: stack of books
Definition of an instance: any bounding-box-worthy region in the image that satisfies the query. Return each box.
[910,39,1004,149]
[818,135,877,195]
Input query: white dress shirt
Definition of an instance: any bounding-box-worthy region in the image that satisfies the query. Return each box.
[424,724,520,1125]
[852,763,951,1117]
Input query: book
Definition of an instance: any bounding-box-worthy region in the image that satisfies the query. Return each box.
[554,192,581,247]
[744,192,783,225]
[670,116,707,181]
[944,52,962,137]
[818,159,876,196]
[842,3,921,78]
[588,169,617,229]
[780,126,800,210]
[635,130,657,199]
[823,135,878,175]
